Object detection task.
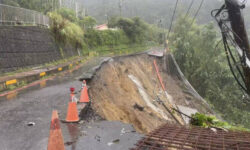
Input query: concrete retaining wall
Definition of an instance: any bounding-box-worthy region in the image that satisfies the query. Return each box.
[0,26,78,73]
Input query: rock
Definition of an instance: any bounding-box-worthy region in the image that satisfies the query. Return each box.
[27,122,35,126]
[107,139,120,146]
[133,103,144,111]
[94,135,101,142]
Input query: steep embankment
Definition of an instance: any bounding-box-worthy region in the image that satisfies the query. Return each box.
[88,52,214,133]
[0,26,77,73]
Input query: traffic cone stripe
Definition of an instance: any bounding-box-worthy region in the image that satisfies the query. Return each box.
[50,118,60,130]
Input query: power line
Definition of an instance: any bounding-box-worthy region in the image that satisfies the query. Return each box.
[167,0,179,40]
[211,6,249,94]
[191,0,204,25]
[185,0,195,18]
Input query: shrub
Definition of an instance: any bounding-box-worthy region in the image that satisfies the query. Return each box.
[48,12,67,42]
[78,16,97,29]
[56,8,77,23]
[48,11,84,49]
[61,22,84,48]
[108,16,164,44]
[84,29,129,48]
[191,113,250,131]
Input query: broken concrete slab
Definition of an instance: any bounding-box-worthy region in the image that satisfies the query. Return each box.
[177,105,198,124]
[78,57,111,81]
[147,50,164,57]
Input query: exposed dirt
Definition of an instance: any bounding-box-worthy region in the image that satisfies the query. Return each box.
[88,53,213,133]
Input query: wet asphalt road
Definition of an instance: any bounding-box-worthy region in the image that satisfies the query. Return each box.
[0,57,142,150]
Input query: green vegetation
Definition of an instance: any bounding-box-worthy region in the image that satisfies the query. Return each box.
[79,16,97,29]
[84,29,129,48]
[48,10,84,51]
[170,16,250,129]
[191,113,250,132]
[108,17,164,44]
[48,8,163,58]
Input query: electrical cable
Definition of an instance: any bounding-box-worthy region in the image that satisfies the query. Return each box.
[185,0,195,18]
[167,0,179,40]
[222,34,248,92]
[241,0,247,5]
[191,0,205,25]
[211,7,249,95]
[172,108,194,120]
[226,43,246,85]
[214,39,223,52]
[225,34,246,83]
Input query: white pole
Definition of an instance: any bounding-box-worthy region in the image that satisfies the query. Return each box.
[75,2,78,18]
[59,0,61,8]
[0,5,2,24]
[43,15,45,26]
[33,13,35,25]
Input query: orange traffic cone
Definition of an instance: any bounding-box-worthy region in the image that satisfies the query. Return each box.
[47,110,65,150]
[79,81,89,103]
[65,102,79,122]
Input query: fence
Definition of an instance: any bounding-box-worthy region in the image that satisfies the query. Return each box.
[0,4,50,27]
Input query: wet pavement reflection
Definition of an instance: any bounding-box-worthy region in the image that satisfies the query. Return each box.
[65,123,80,150]
[40,80,47,88]
[0,57,142,150]
[6,91,18,100]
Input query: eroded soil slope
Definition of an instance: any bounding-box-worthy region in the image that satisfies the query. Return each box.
[88,53,213,133]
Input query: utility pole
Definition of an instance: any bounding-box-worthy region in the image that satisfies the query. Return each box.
[119,0,122,17]
[59,0,61,8]
[75,2,78,18]
[226,0,250,94]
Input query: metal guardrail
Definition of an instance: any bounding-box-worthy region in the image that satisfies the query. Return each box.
[0,4,50,27]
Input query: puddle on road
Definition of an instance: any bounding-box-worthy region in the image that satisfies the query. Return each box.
[0,65,86,102]
[39,80,47,88]
[65,123,80,150]
[6,91,18,100]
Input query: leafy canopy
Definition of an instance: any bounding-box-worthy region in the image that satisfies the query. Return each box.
[170,16,250,129]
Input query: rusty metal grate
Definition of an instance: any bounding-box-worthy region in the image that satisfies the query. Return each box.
[132,124,250,150]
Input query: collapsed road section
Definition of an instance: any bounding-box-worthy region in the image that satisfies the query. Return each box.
[82,49,215,134]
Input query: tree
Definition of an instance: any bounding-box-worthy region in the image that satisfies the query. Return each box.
[79,16,97,29]
[170,16,250,128]
[57,8,77,22]
[108,17,148,43]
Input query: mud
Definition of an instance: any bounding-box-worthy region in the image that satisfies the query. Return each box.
[88,53,214,133]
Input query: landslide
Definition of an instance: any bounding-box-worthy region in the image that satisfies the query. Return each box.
[88,53,214,133]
